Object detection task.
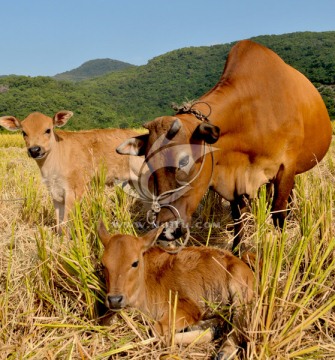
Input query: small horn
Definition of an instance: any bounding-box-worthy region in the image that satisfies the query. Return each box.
[166,118,181,140]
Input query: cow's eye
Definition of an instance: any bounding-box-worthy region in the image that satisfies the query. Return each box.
[45,128,51,134]
[22,131,27,137]
[166,166,175,174]
[179,155,189,168]
[132,260,139,268]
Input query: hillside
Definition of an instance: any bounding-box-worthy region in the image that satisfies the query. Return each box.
[53,58,135,81]
[0,31,334,130]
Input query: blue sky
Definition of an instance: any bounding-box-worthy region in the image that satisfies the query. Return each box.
[1,0,334,77]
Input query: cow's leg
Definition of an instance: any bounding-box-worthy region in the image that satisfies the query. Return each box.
[272,164,296,228]
[212,311,243,360]
[173,328,213,344]
[53,200,65,235]
[155,298,202,339]
[265,181,274,203]
[63,191,76,227]
[230,194,249,254]
[216,303,249,360]
[287,182,296,215]
[173,317,222,344]
[215,277,253,360]
[53,190,76,235]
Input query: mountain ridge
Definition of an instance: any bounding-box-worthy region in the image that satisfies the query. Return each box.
[0,31,334,130]
[53,58,136,81]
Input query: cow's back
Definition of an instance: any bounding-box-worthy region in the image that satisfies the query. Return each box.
[55,128,141,183]
[144,246,254,316]
[202,40,332,174]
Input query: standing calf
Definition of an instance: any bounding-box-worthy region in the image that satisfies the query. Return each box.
[0,111,142,233]
[98,221,254,359]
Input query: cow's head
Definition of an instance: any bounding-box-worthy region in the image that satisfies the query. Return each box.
[0,111,73,161]
[97,220,163,310]
[117,116,220,240]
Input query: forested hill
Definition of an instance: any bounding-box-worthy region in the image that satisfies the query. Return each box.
[53,59,135,81]
[0,31,334,130]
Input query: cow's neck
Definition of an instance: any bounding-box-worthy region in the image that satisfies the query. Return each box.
[38,139,65,178]
[185,91,232,129]
[141,248,175,320]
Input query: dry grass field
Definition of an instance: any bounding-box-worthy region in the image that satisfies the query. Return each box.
[0,131,335,359]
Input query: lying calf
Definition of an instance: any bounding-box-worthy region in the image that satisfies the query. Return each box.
[98,221,254,359]
[0,111,142,233]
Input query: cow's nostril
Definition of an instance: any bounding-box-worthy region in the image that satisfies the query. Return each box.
[28,146,41,158]
[159,221,186,241]
[107,295,124,309]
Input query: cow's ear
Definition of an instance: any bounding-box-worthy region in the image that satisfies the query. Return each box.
[53,111,73,128]
[193,123,220,144]
[116,134,148,156]
[97,220,111,248]
[0,116,21,131]
[141,226,164,250]
[166,118,181,140]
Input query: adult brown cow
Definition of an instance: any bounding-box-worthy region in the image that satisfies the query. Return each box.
[98,221,254,359]
[0,111,142,234]
[117,40,332,251]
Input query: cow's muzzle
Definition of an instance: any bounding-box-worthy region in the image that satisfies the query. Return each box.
[106,294,125,310]
[28,146,46,159]
[159,219,188,241]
